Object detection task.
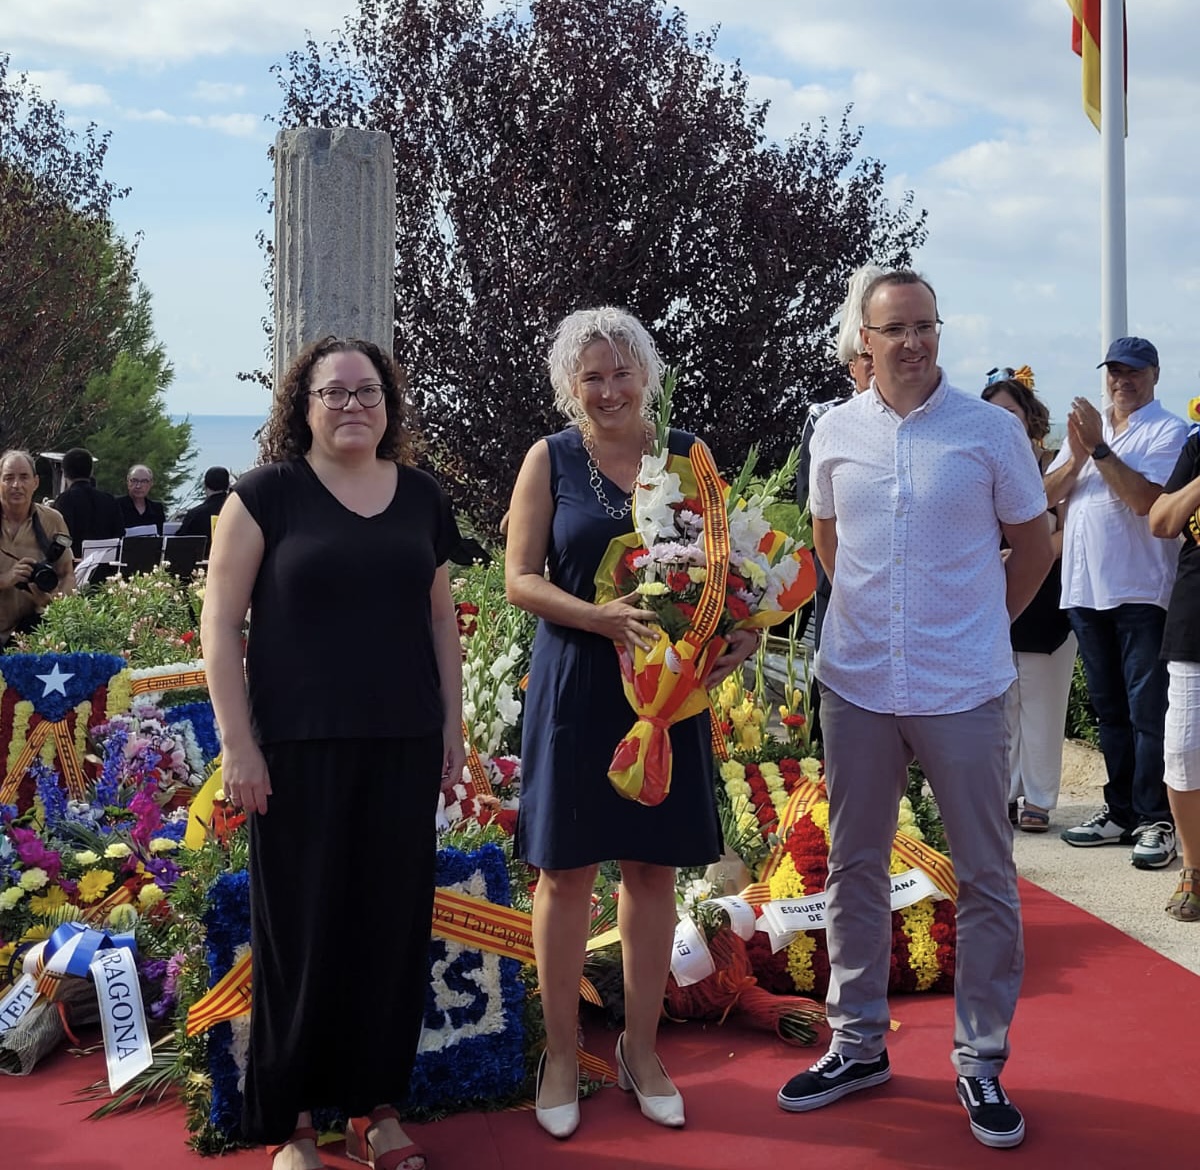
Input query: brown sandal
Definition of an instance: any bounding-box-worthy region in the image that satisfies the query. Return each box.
[346,1106,426,1170]
[266,1126,332,1169]
[1166,867,1200,922]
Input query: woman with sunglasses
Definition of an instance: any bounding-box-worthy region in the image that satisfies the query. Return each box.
[202,336,464,1170]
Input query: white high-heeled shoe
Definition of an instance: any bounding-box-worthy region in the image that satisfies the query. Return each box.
[615,1032,685,1128]
[534,1050,580,1139]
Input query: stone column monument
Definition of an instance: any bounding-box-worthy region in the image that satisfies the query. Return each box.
[273,127,396,391]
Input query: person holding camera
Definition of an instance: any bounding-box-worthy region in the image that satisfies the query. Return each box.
[0,449,75,647]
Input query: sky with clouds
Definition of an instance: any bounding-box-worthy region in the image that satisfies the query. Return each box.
[2,0,1197,428]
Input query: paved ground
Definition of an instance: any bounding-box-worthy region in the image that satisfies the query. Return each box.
[1011,740,1200,975]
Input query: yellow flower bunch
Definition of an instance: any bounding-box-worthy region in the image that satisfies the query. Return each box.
[767,852,817,991]
[719,760,763,840]
[896,796,925,842]
[900,899,940,990]
[29,885,69,914]
[78,869,115,904]
[1189,396,1200,424]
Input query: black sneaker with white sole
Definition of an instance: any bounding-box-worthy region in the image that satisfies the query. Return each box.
[956,1075,1025,1148]
[777,1049,891,1112]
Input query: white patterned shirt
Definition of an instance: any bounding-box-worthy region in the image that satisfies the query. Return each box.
[809,373,1047,715]
[1047,397,1188,611]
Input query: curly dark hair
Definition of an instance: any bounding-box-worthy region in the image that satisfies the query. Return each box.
[258,336,415,465]
[982,378,1051,444]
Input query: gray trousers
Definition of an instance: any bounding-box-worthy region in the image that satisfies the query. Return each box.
[820,684,1023,1078]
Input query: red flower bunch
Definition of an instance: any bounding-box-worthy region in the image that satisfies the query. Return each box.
[786,814,829,893]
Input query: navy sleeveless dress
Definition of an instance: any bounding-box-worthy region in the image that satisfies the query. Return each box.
[516,426,722,870]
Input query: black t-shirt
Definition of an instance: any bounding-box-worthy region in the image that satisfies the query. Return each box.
[1161,432,1200,663]
[176,493,227,553]
[53,482,123,557]
[233,459,456,744]
[117,495,166,534]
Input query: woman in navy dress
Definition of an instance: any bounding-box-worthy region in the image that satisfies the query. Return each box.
[506,307,758,1138]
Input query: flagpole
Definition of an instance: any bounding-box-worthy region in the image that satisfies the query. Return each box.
[1099,0,1127,400]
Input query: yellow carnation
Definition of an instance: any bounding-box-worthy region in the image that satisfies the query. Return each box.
[19,867,49,891]
[149,837,178,854]
[719,761,745,782]
[73,850,100,866]
[0,886,26,909]
[78,869,115,904]
[138,884,166,910]
[800,758,821,779]
[104,843,133,860]
[687,566,707,583]
[107,904,138,931]
[636,581,669,596]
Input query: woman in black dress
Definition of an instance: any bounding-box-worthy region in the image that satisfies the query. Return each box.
[202,337,464,1170]
[506,308,757,1138]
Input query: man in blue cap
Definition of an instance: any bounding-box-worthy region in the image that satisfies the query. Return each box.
[1045,337,1189,869]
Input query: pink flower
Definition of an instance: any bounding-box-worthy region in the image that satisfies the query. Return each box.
[10,827,62,880]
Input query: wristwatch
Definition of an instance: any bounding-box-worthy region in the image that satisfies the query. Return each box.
[1092,442,1111,461]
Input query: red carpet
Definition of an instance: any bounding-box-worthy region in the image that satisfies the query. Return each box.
[3,880,1195,1169]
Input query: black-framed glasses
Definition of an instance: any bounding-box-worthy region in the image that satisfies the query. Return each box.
[309,384,385,410]
[863,320,943,343]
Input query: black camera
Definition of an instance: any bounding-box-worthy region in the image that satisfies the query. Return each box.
[16,532,72,593]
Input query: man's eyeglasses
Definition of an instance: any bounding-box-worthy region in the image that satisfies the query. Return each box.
[863,320,943,344]
[128,478,152,486]
[309,384,385,410]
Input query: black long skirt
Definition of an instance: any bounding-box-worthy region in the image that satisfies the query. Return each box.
[241,735,443,1144]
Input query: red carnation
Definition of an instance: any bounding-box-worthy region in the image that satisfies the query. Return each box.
[726,595,751,621]
[667,570,692,592]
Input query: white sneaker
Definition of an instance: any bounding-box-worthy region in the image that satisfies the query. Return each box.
[1130,822,1177,869]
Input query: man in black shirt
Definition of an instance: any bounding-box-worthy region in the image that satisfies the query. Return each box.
[52,448,123,557]
[117,463,166,533]
[175,466,231,555]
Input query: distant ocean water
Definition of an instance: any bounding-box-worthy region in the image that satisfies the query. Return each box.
[175,414,267,482]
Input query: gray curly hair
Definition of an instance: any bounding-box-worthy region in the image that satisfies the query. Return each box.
[547,306,663,423]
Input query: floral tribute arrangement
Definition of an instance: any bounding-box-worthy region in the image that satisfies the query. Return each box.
[745,781,956,998]
[0,692,219,1084]
[169,825,535,1152]
[594,381,817,805]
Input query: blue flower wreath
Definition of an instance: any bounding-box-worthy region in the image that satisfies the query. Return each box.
[164,701,221,764]
[0,652,126,723]
[202,869,251,1136]
[195,844,527,1140]
[404,843,527,1111]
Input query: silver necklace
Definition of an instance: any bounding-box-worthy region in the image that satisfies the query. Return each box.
[579,422,652,520]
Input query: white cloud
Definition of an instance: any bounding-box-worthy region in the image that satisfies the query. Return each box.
[191,80,248,103]
[120,106,264,139]
[20,69,111,108]
[0,1,353,64]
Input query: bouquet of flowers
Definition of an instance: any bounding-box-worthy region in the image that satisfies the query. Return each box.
[595,380,816,805]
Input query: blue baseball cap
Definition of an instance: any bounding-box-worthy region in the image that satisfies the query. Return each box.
[1098,337,1159,370]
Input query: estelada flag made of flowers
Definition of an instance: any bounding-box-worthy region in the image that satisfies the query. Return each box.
[596,440,816,806]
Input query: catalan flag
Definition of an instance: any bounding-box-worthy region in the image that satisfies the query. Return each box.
[1068,0,1126,133]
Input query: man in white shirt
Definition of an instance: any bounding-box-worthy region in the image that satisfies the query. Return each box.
[1047,337,1188,868]
[776,271,1053,1150]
